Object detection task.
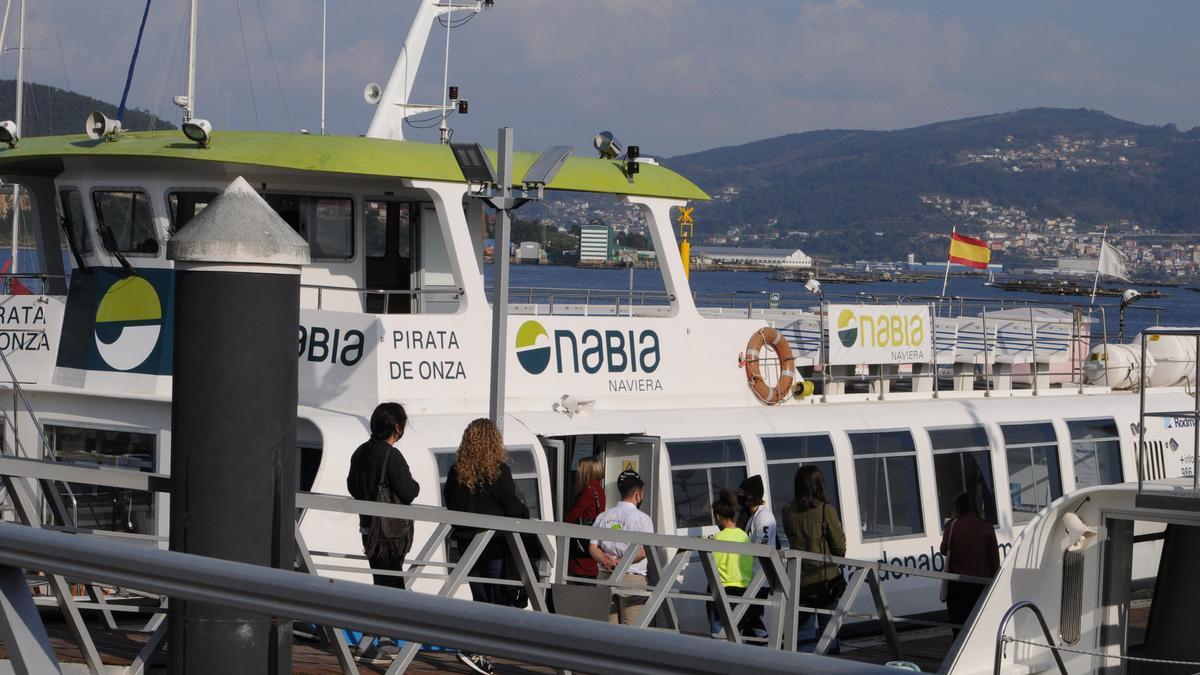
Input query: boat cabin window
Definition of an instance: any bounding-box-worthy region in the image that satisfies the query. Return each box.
[92,190,158,255]
[929,426,998,526]
[434,446,542,519]
[665,438,747,529]
[45,424,157,535]
[59,188,93,256]
[1067,418,1123,489]
[761,434,840,547]
[848,430,924,540]
[263,193,354,260]
[1001,423,1062,524]
[167,190,219,232]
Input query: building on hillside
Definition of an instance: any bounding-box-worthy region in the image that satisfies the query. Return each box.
[579,222,615,262]
[1055,258,1096,275]
[693,246,813,269]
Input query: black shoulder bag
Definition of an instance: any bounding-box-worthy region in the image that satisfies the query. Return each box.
[364,449,415,566]
[801,502,847,606]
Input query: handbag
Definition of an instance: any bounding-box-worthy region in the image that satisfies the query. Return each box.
[364,449,415,566]
[569,485,601,558]
[801,503,847,606]
[940,519,955,603]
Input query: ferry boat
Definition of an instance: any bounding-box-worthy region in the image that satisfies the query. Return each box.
[0,0,1193,636]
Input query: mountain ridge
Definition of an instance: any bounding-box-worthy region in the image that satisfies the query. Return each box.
[663,107,1200,261]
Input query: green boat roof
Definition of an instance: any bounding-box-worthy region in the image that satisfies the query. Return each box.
[0,130,708,201]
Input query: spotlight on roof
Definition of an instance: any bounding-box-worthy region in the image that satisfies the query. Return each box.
[182,118,213,148]
[593,131,622,160]
[0,121,18,148]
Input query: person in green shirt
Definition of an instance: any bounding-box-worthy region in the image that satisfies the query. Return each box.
[707,490,753,637]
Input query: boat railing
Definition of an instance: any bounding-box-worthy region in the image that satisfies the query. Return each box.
[492,286,676,316]
[993,601,1069,675]
[0,454,992,674]
[0,272,69,296]
[1136,326,1200,509]
[301,283,463,312]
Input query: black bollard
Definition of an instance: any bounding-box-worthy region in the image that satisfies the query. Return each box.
[165,176,309,674]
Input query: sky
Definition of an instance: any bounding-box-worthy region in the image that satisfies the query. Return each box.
[8,0,1200,156]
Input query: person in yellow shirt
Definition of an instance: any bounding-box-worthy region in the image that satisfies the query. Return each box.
[707,490,753,637]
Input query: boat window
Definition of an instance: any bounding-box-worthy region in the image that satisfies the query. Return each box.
[434,446,541,520]
[167,190,219,232]
[298,446,322,493]
[1001,423,1062,523]
[264,193,354,260]
[365,201,412,258]
[45,425,157,535]
[761,434,839,547]
[929,426,997,526]
[59,189,93,255]
[849,430,924,540]
[1067,419,1122,489]
[666,439,747,529]
[92,190,159,255]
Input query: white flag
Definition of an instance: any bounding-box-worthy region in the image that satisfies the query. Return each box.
[1097,240,1129,281]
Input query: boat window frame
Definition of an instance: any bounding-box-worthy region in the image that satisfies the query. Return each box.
[262,189,357,263]
[163,187,221,234]
[847,428,926,542]
[42,422,160,537]
[89,186,162,257]
[1000,420,1064,524]
[926,425,999,527]
[432,444,543,520]
[663,436,748,531]
[759,432,841,548]
[57,185,94,263]
[1065,417,1123,489]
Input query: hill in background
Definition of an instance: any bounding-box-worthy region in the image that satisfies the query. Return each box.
[664,108,1200,262]
[0,80,174,136]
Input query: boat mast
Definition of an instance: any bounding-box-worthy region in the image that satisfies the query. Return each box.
[185,0,198,121]
[9,0,22,274]
[365,0,482,141]
[320,0,326,134]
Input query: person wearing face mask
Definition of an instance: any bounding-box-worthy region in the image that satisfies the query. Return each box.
[589,470,654,625]
[737,474,776,641]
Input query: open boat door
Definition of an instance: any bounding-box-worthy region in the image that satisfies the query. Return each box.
[603,435,660,521]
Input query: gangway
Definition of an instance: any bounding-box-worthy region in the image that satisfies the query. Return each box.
[0,455,992,674]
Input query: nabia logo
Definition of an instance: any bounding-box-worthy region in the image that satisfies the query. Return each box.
[515,320,661,375]
[94,276,163,371]
[836,308,925,350]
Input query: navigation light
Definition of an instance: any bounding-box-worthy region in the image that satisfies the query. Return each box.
[182,119,213,148]
[0,121,18,148]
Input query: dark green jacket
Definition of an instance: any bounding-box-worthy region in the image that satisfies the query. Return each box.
[783,501,847,590]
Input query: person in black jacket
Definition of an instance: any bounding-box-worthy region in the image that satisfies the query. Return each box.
[346,402,420,590]
[443,418,529,675]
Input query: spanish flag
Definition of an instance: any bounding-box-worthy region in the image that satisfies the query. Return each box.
[948,231,991,269]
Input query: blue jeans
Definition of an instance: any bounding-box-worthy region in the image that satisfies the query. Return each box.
[468,556,506,605]
[797,600,839,653]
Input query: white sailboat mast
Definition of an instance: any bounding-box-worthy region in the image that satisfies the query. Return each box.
[185,0,198,121]
[9,0,22,273]
[366,0,475,141]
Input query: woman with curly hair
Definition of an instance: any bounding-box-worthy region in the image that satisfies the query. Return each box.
[443,418,529,675]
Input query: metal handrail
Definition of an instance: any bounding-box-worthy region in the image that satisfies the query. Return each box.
[0,523,893,675]
[993,600,1069,675]
[0,345,79,525]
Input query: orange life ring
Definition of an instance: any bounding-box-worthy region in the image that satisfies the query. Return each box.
[742,327,796,404]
